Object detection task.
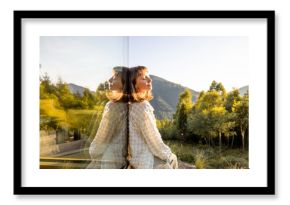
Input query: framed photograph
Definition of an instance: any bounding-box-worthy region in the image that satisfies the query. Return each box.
[14,10,275,195]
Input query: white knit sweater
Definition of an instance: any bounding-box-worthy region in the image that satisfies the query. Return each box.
[128,101,173,169]
[87,101,128,169]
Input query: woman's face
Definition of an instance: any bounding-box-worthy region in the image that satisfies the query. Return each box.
[108,72,123,91]
[135,70,152,93]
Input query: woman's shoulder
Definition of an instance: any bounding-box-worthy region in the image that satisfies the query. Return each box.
[104,101,127,113]
[130,101,154,113]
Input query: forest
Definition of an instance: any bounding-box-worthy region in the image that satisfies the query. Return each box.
[157,81,249,168]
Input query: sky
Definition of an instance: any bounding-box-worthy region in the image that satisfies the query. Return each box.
[40,36,248,92]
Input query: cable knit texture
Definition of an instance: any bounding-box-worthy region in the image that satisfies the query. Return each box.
[87,101,128,169]
[128,101,173,169]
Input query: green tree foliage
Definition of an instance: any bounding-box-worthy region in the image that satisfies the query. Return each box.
[81,88,96,109]
[154,80,248,151]
[67,108,104,137]
[174,89,193,141]
[41,75,99,110]
[95,83,109,105]
[40,72,58,100]
[156,118,177,140]
[40,99,68,130]
[39,73,106,142]
[232,93,249,149]
[194,90,223,111]
[188,82,237,150]
[207,106,236,152]
[188,108,214,146]
[209,80,226,97]
[55,78,76,109]
[225,88,241,112]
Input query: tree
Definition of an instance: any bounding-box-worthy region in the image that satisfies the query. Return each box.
[209,80,218,91]
[188,88,236,150]
[232,94,249,149]
[82,88,96,109]
[40,72,52,92]
[95,83,109,105]
[209,80,227,99]
[40,72,57,99]
[224,88,242,147]
[40,82,49,99]
[225,88,241,112]
[188,90,222,146]
[55,78,76,109]
[194,90,223,111]
[174,89,193,141]
[188,108,213,146]
[209,106,236,152]
[156,118,176,140]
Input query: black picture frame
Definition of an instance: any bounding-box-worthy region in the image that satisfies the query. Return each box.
[14,10,275,195]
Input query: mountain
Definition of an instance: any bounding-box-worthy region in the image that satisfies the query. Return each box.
[150,75,199,120]
[239,85,249,96]
[68,83,94,96]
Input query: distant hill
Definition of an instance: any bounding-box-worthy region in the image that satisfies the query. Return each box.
[150,75,199,119]
[239,85,249,96]
[68,83,94,96]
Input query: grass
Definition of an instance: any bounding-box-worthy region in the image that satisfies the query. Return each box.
[40,99,104,136]
[40,141,248,169]
[165,140,248,169]
[40,99,67,121]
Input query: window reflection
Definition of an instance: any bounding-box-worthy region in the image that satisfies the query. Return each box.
[39,67,129,169]
[87,67,129,169]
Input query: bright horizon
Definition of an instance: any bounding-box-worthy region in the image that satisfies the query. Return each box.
[40,36,249,92]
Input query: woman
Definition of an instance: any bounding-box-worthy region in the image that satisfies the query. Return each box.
[87,66,129,169]
[128,66,178,169]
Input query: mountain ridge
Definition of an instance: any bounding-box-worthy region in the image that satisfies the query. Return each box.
[68,76,248,120]
[149,75,199,119]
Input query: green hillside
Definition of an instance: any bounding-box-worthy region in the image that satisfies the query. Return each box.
[150,75,199,119]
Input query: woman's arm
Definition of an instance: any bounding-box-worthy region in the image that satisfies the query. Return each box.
[133,103,172,162]
[89,102,124,159]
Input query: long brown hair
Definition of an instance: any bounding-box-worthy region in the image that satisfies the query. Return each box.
[129,66,153,102]
[106,66,130,102]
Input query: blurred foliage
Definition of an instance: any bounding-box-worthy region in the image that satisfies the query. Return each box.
[39,73,106,143]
